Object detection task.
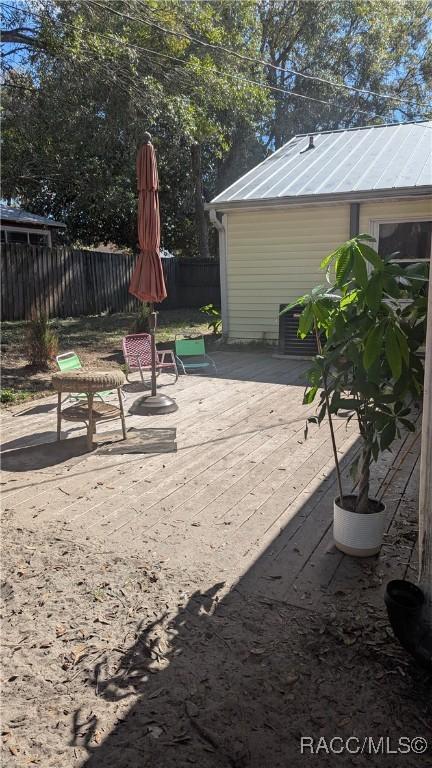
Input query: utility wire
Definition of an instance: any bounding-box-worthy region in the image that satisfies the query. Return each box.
[1,2,393,121]
[2,0,430,113]
[55,27,431,124]
[90,0,431,110]
[2,0,431,124]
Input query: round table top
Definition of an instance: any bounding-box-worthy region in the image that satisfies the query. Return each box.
[51,369,126,393]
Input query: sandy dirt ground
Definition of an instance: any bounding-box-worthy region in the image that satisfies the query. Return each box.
[2,517,431,768]
[1,348,430,766]
[1,311,211,402]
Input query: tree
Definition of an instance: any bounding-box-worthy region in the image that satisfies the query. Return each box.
[1,0,268,252]
[191,143,209,259]
[286,237,427,513]
[259,0,432,147]
[2,0,430,249]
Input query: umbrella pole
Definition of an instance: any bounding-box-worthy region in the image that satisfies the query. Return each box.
[150,304,157,397]
[130,303,178,416]
[128,132,177,416]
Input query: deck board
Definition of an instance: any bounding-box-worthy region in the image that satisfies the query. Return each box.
[1,350,420,608]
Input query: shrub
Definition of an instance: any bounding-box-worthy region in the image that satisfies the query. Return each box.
[26,313,59,370]
[200,303,222,334]
[1,388,17,403]
[131,303,151,333]
[0,388,31,404]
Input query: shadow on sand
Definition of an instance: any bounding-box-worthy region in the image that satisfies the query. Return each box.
[10,401,58,417]
[74,455,431,768]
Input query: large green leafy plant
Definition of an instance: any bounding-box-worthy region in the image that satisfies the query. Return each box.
[200,303,222,335]
[283,235,427,514]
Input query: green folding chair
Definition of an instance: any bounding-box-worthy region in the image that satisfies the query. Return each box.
[56,351,122,402]
[174,337,217,375]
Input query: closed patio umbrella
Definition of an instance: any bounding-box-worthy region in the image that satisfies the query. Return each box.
[129,132,177,414]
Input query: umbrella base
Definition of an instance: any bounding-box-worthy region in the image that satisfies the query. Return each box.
[130,393,178,416]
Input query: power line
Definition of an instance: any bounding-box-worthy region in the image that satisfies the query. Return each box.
[118,39,388,117]
[2,0,430,114]
[54,23,430,124]
[77,30,394,121]
[90,0,431,110]
[6,1,395,121]
[2,0,430,125]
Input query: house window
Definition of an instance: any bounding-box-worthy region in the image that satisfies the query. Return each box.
[373,219,431,301]
[29,232,49,246]
[377,220,431,264]
[2,228,51,246]
[7,229,28,244]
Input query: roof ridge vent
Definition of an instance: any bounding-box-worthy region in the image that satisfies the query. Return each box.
[300,135,316,154]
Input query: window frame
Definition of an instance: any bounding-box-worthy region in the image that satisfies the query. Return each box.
[369,215,431,319]
[369,215,432,264]
[1,226,52,247]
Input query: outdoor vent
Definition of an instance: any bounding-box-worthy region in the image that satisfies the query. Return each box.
[278,304,319,357]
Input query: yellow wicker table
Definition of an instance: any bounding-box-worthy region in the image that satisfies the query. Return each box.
[51,369,127,450]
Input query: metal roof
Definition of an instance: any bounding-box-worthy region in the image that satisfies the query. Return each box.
[209,121,432,209]
[0,205,66,228]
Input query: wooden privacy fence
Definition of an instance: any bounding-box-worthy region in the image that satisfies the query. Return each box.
[1,245,220,320]
[161,258,221,310]
[1,245,139,321]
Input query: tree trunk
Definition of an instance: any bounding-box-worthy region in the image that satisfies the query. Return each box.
[313,322,344,505]
[191,143,210,260]
[356,444,371,513]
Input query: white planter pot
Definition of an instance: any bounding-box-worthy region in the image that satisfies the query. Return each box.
[333,495,386,557]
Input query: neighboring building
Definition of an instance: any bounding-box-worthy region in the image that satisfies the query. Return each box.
[0,205,66,247]
[207,121,432,348]
[91,242,132,254]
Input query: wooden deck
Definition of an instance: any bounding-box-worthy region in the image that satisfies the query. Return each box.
[1,350,420,609]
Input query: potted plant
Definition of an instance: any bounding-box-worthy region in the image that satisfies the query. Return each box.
[282,235,427,556]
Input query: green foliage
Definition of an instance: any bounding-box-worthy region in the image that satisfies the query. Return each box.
[259,1,432,148]
[281,286,339,338]
[289,236,427,513]
[200,303,222,334]
[1,1,268,253]
[2,0,430,251]
[0,388,31,404]
[0,389,15,404]
[26,314,59,370]
[131,303,151,333]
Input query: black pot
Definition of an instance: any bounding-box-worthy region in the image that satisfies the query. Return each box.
[384,580,432,671]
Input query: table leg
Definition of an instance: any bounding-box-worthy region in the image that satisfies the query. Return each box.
[118,388,127,440]
[57,392,62,441]
[87,393,94,450]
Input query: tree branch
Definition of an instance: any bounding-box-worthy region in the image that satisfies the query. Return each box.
[1,28,39,47]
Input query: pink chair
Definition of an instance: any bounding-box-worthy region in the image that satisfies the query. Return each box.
[122,333,178,384]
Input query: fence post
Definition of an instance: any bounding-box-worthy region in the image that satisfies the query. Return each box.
[0,245,220,319]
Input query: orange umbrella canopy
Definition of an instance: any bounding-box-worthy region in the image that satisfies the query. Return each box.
[129,137,167,303]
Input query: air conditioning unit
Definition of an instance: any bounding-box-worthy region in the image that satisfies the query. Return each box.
[278,304,319,357]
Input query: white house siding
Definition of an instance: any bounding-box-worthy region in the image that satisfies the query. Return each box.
[359,197,432,238]
[225,203,349,342]
[224,196,432,343]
